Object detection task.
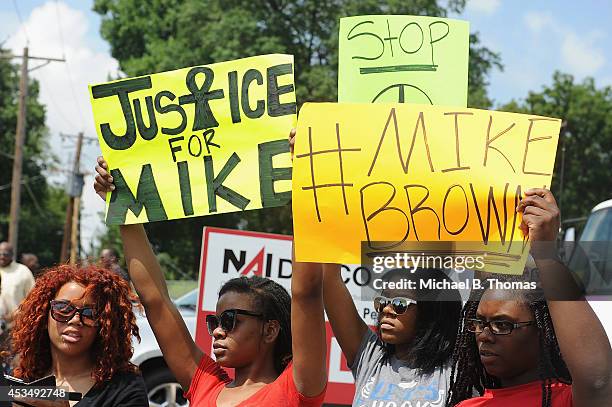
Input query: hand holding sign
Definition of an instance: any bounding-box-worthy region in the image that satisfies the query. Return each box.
[517,188,561,243]
[94,156,114,199]
[289,128,296,160]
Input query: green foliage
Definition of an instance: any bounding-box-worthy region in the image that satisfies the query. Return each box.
[467,33,502,108]
[0,49,66,267]
[501,72,612,220]
[93,0,502,277]
[93,0,497,106]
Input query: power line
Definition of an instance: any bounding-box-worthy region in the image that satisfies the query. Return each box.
[54,0,86,129]
[0,175,44,192]
[24,182,45,216]
[60,133,98,143]
[38,75,80,129]
[11,0,29,45]
[0,147,92,176]
[53,0,66,52]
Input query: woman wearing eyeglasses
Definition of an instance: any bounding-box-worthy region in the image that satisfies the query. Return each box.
[8,264,148,406]
[445,189,612,407]
[94,157,327,406]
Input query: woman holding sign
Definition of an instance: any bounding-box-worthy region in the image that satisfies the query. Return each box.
[445,189,612,407]
[322,265,462,406]
[289,129,463,406]
[94,157,327,406]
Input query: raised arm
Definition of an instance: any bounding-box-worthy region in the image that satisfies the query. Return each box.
[288,128,367,367]
[290,253,327,397]
[322,264,368,367]
[95,157,202,390]
[519,188,612,407]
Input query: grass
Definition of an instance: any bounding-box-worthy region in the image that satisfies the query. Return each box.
[166,280,198,299]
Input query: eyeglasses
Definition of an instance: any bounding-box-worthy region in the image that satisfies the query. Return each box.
[374,296,417,315]
[206,309,264,336]
[49,300,98,327]
[0,252,12,257]
[466,318,535,335]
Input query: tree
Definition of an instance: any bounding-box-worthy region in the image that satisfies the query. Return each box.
[0,49,66,266]
[93,0,502,277]
[501,72,612,221]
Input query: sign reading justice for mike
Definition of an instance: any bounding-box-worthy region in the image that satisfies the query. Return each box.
[89,54,296,225]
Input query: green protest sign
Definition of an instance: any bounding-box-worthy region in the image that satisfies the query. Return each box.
[338,15,469,106]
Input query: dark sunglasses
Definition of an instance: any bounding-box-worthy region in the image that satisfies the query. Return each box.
[466,318,535,335]
[206,309,264,336]
[49,300,98,327]
[374,296,417,315]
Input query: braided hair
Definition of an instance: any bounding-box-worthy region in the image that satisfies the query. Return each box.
[445,279,571,407]
[219,276,292,374]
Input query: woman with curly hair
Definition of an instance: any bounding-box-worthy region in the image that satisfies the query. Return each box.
[9,264,148,406]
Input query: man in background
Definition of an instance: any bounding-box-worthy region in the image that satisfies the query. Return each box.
[0,242,35,316]
[100,247,130,282]
[20,253,41,279]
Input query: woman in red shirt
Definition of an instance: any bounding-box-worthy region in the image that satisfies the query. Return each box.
[445,189,611,407]
[94,158,327,407]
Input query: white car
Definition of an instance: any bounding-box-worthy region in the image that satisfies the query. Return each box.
[569,199,612,339]
[132,289,197,407]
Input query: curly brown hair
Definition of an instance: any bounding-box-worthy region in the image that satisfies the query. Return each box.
[9,264,141,385]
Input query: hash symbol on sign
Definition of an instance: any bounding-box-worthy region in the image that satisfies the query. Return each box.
[296,124,361,222]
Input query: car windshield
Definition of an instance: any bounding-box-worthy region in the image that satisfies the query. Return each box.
[174,289,197,310]
[576,207,612,295]
[581,207,612,242]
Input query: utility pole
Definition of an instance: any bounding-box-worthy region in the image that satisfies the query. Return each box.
[59,194,74,262]
[3,47,64,258]
[70,194,80,265]
[8,47,28,258]
[61,132,84,264]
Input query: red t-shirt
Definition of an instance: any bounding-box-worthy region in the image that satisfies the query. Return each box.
[184,354,326,406]
[456,381,572,407]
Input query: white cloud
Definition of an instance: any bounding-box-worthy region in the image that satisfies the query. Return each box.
[466,0,501,15]
[560,32,605,77]
[6,1,118,254]
[524,11,554,33]
[522,11,606,79]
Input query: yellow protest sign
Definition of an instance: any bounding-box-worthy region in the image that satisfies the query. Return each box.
[89,54,296,225]
[338,15,469,106]
[292,103,561,274]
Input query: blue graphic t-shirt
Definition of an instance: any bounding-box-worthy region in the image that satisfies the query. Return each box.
[350,329,451,407]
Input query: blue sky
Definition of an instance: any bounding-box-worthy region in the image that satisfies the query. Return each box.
[1,0,611,252]
[455,0,612,104]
